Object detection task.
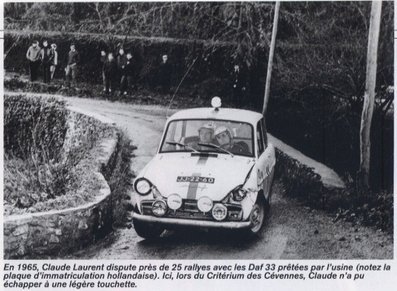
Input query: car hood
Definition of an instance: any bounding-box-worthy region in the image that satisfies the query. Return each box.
[141,153,255,201]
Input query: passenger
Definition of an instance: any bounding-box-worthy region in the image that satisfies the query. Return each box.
[214,126,249,155]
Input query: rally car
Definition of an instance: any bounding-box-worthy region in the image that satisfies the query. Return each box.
[132,97,276,238]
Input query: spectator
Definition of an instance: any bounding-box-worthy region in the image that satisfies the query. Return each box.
[40,40,53,83]
[231,64,247,106]
[117,48,128,93]
[50,43,58,80]
[26,40,41,82]
[158,54,172,94]
[65,43,80,87]
[103,53,118,95]
[120,52,135,95]
[100,50,107,91]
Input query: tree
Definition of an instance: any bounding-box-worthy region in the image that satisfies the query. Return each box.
[262,1,280,115]
[357,0,383,191]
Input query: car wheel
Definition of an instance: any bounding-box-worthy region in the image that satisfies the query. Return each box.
[247,196,267,236]
[133,218,164,239]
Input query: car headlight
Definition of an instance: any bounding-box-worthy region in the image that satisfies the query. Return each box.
[197,196,213,213]
[134,178,152,195]
[152,200,167,216]
[232,186,248,202]
[167,194,182,210]
[212,203,228,221]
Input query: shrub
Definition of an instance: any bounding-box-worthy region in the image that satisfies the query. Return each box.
[332,187,393,233]
[3,94,118,215]
[4,94,68,161]
[275,149,393,233]
[275,149,324,208]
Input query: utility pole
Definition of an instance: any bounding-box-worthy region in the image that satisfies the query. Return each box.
[358,0,382,191]
[262,1,280,116]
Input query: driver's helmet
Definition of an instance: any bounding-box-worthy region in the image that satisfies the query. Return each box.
[214,126,232,139]
[199,122,215,134]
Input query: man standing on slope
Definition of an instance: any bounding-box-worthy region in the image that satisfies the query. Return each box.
[65,43,80,87]
[26,40,41,82]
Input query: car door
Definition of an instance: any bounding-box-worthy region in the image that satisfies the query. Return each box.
[255,119,276,201]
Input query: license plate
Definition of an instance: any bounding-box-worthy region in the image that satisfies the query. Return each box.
[176,176,215,184]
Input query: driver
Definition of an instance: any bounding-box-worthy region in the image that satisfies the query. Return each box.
[214,126,249,155]
[184,122,217,150]
[198,123,215,144]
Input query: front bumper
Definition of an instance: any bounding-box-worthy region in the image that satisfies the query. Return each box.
[133,213,251,229]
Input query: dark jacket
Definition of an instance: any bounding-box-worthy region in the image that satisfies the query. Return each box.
[125,59,135,77]
[229,141,250,155]
[103,59,118,76]
[100,55,107,70]
[41,46,54,65]
[158,61,172,84]
[117,54,128,72]
[67,50,80,66]
[231,67,246,90]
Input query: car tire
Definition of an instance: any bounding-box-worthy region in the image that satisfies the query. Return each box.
[247,195,267,237]
[133,219,164,239]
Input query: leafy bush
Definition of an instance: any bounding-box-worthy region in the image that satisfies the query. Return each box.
[3,94,118,215]
[4,94,68,161]
[4,151,102,215]
[331,187,393,234]
[275,149,393,233]
[275,149,325,207]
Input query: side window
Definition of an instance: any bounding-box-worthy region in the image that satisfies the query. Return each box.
[256,121,264,156]
[261,118,268,148]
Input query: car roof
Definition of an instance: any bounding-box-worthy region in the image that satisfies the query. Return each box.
[168,107,263,125]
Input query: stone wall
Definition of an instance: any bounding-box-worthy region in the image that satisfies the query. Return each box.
[4,132,119,258]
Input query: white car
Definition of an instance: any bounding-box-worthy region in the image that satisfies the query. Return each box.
[132,97,276,238]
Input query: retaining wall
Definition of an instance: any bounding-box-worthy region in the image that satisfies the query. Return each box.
[4,116,119,259]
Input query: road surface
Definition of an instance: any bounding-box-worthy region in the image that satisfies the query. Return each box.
[6,93,393,259]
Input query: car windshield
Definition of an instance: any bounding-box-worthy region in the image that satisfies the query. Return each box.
[160,119,254,157]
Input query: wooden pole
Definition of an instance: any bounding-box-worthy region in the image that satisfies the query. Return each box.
[262,1,280,116]
[358,0,382,191]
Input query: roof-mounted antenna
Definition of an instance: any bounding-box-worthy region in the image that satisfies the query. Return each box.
[166,56,199,119]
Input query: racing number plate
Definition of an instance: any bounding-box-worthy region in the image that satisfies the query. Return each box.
[177,176,215,184]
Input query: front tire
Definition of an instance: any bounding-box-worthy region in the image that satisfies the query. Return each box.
[247,195,267,236]
[133,218,164,239]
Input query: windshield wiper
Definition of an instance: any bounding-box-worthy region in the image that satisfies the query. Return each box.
[166,141,200,153]
[197,143,234,157]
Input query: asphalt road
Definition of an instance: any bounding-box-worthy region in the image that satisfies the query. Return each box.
[8,93,391,259]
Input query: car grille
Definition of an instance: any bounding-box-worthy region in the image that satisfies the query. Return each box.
[140,199,243,221]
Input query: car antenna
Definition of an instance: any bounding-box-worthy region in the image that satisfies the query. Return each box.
[166,56,198,119]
